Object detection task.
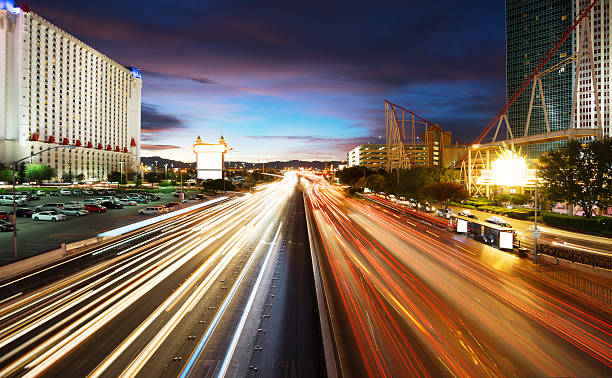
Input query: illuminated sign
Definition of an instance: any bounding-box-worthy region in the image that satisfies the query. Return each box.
[1,0,21,14]
[499,231,513,250]
[194,142,227,180]
[130,67,141,79]
[457,219,467,233]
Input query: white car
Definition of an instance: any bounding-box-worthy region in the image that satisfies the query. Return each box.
[59,188,72,196]
[83,199,102,205]
[436,208,454,218]
[83,189,94,195]
[36,190,46,196]
[63,201,84,209]
[0,195,28,206]
[60,208,89,216]
[138,206,168,215]
[32,211,67,221]
[115,199,137,206]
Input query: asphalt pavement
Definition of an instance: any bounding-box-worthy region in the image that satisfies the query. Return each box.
[303,176,612,377]
[0,175,326,378]
[0,191,198,265]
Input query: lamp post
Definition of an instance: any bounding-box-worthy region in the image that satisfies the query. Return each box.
[119,161,125,194]
[10,145,76,260]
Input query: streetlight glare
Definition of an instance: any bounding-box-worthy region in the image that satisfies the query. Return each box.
[490,149,529,187]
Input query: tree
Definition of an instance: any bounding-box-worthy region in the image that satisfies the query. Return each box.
[539,138,612,218]
[0,163,12,183]
[420,182,468,208]
[62,172,74,183]
[364,174,387,193]
[396,166,434,200]
[144,171,161,184]
[494,193,512,206]
[17,162,26,184]
[75,173,85,182]
[25,164,55,184]
[511,193,532,206]
[107,171,122,183]
[202,179,235,192]
[338,166,370,186]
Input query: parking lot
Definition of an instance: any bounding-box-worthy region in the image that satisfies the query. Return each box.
[0,189,198,265]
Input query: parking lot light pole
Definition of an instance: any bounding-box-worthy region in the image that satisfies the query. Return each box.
[10,145,76,260]
[119,161,124,195]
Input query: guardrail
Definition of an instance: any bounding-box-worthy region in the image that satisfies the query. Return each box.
[538,243,612,270]
[538,263,611,304]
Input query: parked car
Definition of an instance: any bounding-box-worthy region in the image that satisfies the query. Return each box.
[60,208,89,216]
[18,191,40,200]
[139,206,168,215]
[173,190,181,198]
[32,211,67,221]
[49,190,60,196]
[129,196,149,204]
[0,219,16,232]
[115,199,137,206]
[436,208,453,218]
[0,211,9,220]
[0,195,28,206]
[165,202,180,208]
[72,189,83,196]
[59,188,73,196]
[64,201,84,207]
[100,201,123,209]
[35,203,64,212]
[458,209,478,219]
[417,202,434,212]
[486,216,512,228]
[195,194,207,200]
[83,189,94,195]
[144,193,161,201]
[36,190,46,196]
[12,208,34,218]
[84,204,107,213]
[83,199,101,205]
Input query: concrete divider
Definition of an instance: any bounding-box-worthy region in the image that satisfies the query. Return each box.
[0,235,116,282]
[303,192,340,378]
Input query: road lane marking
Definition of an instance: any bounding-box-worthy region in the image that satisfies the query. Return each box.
[215,222,283,378]
[426,230,438,238]
[454,244,477,256]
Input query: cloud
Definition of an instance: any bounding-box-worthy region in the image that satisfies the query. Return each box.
[140,103,187,137]
[141,144,183,150]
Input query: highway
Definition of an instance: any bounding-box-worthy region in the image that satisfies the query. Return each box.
[0,173,325,377]
[303,176,612,377]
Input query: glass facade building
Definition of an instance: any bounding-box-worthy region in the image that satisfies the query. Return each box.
[505,0,574,157]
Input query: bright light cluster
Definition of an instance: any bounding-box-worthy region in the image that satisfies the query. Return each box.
[490,149,529,187]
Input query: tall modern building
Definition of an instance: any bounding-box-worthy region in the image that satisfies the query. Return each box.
[505,0,611,157]
[0,1,141,180]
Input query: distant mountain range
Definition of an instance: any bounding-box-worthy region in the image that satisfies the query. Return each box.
[141,156,344,170]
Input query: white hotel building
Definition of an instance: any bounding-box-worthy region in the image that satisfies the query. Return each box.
[0,1,141,180]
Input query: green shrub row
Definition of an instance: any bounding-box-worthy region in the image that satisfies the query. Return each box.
[542,213,612,234]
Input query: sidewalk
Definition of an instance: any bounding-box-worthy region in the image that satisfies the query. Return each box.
[446,205,612,255]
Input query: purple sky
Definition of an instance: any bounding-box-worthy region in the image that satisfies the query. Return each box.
[27,0,506,162]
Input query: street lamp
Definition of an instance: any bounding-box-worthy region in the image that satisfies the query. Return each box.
[119,161,125,194]
[10,145,76,260]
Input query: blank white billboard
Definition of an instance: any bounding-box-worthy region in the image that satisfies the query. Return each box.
[194,144,226,180]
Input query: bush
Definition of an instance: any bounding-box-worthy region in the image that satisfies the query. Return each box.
[542,213,611,234]
[506,208,534,220]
